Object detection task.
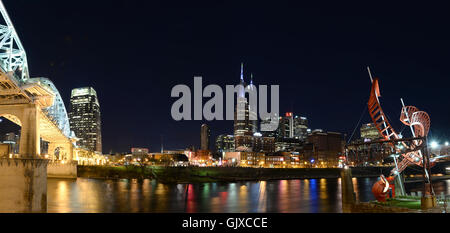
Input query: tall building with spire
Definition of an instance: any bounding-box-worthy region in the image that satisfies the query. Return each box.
[234,63,258,151]
[248,73,258,133]
[234,63,249,137]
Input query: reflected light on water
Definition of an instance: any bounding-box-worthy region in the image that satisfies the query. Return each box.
[46,177,450,213]
[54,181,70,213]
[277,180,289,212]
[257,181,267,212]
[303,179,310,202]
[319,178,328,200]
[185,184,196,213]
[238,184,249,212]
[352,177,359,201]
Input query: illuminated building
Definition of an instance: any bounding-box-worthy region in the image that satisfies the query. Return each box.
[200,124,210,150]
[352,123,383,164]
[223,151,242,166]
[76,149,106,165]
[275,138,303,152]
[263,112,309,152]
[263,154,289,168]
[163,149,187,154]
[131,148,149,156]
[223,151,290,168]
[247,73,258,134]
[192,149,213,166]
[260,115,279,138]
[253,133,275,152]
[234,64,257,149]
[235,152,265,167]
[147,152,189,166]
[360,123,381,141]
[277,112,309,141]
[235,135,254,151]
[215,134,235,153]
[307,131,344,167]
[298,143,314,167]
[69,87,102,153]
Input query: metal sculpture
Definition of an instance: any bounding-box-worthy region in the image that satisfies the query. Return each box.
[367,68,434,202]
[372,175,395,202]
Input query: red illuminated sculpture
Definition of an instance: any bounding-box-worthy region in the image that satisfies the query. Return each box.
[367,68,432,202]
[371,175,395,202]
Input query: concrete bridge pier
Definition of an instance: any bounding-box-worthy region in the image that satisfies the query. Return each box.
[0,158,48,212]
[47,160,77,179]
[0,104,41,158]
[0,104,48,212]
[47,142,77,178]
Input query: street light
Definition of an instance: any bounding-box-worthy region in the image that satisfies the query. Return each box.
[430,141,439,149]
[445,141,449,146]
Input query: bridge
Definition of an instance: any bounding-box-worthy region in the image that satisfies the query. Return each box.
[0,1,78,161]
[0,0,93,212]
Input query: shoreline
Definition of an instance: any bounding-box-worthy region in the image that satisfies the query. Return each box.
[76,165,387,183]
[75,165,450,183]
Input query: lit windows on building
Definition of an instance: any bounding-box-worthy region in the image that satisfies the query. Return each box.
[276,112,309,141]
[200,124,210,151]
[215,134,235,153]
[69,87,102,153]
[360,123,381,141]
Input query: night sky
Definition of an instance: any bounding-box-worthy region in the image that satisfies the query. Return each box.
[1,0,450,153]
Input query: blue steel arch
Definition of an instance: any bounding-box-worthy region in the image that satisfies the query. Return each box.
[35,77,72,138]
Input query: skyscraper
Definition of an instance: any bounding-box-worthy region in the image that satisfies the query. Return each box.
[277,112,309,141]
[234,63,251,136]
[234,64,257,150]
[200,123,210,150]
[247,73,258,134]
[69,87,102,153]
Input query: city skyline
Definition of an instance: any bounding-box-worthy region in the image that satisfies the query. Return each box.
[0,0,449,218]
[0,1,449,153]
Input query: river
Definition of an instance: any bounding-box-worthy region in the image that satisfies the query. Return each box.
[47,177,450,213]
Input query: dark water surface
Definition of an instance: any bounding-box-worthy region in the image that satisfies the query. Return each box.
[47,177,450,213]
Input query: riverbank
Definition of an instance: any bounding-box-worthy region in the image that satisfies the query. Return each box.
[77,165,390,182]
[151,166,390,183]
[77,165,154,179]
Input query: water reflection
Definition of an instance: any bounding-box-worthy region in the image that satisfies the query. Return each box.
[46,177,450,213]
